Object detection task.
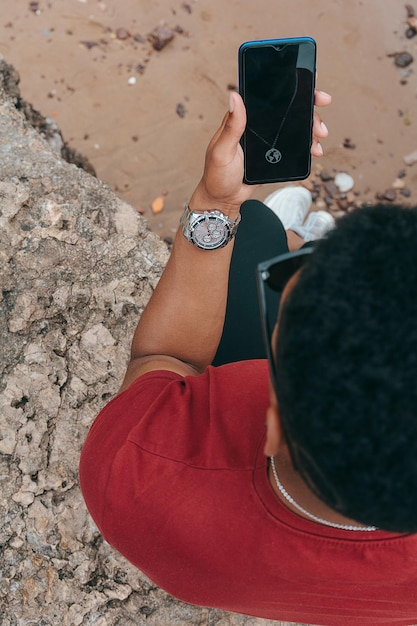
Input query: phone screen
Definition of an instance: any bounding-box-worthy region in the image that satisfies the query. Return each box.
[239,38,316,184]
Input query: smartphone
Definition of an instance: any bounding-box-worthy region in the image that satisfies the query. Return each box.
[238,37,316,185]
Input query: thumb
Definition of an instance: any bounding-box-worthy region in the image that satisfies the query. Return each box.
[214,91,247,155]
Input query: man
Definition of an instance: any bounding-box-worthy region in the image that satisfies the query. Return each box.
[79,90,417,625]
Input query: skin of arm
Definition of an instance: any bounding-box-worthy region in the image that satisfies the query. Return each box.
[118,90,331,392]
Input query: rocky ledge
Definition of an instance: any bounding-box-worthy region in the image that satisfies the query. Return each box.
[0,57,289,626]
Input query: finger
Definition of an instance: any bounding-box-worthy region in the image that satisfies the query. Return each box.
[206,92,246,154]
[311,138,324,157]
[314,89,332,107]
[312,111,328,138]
[213,92,247,155]
[207,110,230,151]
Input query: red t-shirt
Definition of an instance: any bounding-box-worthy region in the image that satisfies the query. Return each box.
[79,360,417,625]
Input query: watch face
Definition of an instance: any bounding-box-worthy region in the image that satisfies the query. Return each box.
[191,213,230,249]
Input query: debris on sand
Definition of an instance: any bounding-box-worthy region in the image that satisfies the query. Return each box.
[404,148,417,165]
[116,27,130,40]
[148,25,175,51]
[151,196,165,214]
[405,3,417,37]
[334,172,355,193]
[343,137,356,149]
[393,51,414,68]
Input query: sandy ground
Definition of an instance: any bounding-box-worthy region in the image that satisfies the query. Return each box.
[1,0,416,241]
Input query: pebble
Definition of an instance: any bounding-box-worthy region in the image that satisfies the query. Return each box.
[343,137,356,149]
[324,181,339,197]
[116,28,130,40]
[334,172,355,193]
[381,189,397,202]
[394,52,414,68]
[151,196,165,214]
[406,3,415,17]
[176,103,186,118]
[148,25,175,51]
[319,171,333,182]
[127,76,136,85]
[404,148,417,165]
[408,16,417,29]
[392,178,406,189]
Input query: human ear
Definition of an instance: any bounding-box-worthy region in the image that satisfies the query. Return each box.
[264,405,281,457]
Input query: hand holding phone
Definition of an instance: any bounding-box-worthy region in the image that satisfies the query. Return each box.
[238,37,317,185]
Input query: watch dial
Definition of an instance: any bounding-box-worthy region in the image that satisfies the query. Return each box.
[192,215,229,249]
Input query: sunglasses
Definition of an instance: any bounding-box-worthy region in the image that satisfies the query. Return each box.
[256,246,345,506]
[256,247,314,391]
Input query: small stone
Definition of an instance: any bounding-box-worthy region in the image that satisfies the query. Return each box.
[408,15,417,30]
[148,25,175,51]
[392,178,406,189]
[176,103,186,118]
[404,148,417,165]
[319,171,333,182]
[182,2,192,13]
[406,4,415,17]
[115,27,130,40]
[314,197,327,211]
[127,76,136,85]
[151,196,165,214]
[80,40,98,50]
[336,198,350,211]
[400,188,412,198]
[397,169,407,178]
[343,138,356,149]
[394,52,413,68]
[334,172,355,193]
[324,181,339,197]
[383,189,397,202]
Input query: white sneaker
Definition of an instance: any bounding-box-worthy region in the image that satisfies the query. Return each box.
[292,210,335,242]
[263,186,312,230]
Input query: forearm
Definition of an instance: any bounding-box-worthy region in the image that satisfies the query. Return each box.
[130,211,238,372]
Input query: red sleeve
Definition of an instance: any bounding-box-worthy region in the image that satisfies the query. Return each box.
[78,360,269,532]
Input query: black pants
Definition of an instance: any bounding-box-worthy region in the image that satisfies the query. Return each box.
[213,199,288,366]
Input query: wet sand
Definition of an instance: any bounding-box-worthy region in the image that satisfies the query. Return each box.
[1,0,416,240]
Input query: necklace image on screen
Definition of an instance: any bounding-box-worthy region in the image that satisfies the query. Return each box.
[247,70,299,164]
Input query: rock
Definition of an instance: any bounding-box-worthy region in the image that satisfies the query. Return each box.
[151,195,165,214]
[404,148,417,165]
[401,188,412,198]
[394,52,414,68]
[383,189,397,202]
[408,16,417,30]
[176,102,186,117]
[342,137,356,149]
[0,54,297,626]
[406,4,415,18]
[334,172,355,193]
[148,25,175,51]
[324,180,339,197]
[116,27,130,40]
[319,170,333,182]
[392,178,406,190]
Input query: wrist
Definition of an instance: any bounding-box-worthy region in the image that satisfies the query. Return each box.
[189,185,242,220]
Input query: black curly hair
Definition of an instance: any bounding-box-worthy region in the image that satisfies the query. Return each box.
[275,204,417,533]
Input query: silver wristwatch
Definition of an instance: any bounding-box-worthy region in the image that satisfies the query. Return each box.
[180,205,241,250]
